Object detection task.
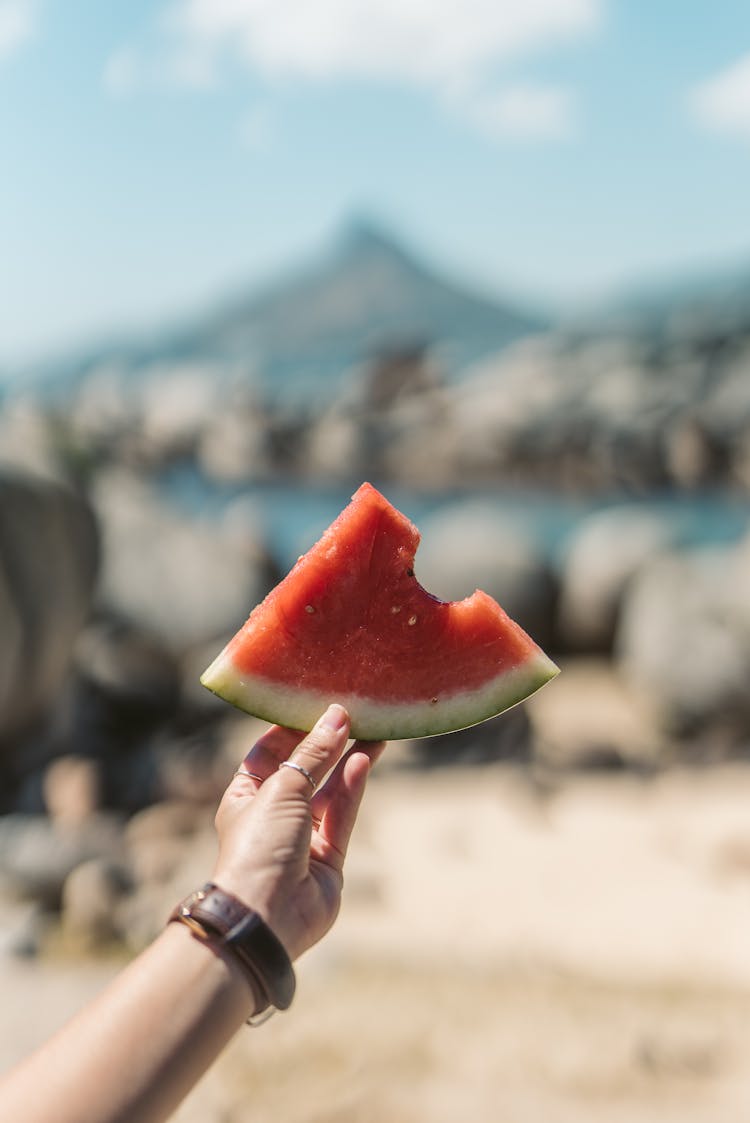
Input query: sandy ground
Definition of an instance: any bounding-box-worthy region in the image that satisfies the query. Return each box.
[2,760,750,1121]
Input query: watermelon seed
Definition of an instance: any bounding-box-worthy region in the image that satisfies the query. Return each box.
[431,697,438,704]
[406,568,414,577]
[408,615,417,625]
[391,605,401,614]
[305,604,316,614]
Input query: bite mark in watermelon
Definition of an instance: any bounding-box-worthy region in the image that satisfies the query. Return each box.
[201,483,559,740]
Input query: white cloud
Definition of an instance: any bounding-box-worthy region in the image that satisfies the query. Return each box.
[0,0,34,62]
[107,0,599,140]
[690,52,750,139]
[173,0,599,85]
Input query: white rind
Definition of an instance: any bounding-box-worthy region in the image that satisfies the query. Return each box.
[200,649,560,741]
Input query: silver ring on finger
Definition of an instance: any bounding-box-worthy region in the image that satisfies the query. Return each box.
[234,768,264,784]
[278,760,317,792]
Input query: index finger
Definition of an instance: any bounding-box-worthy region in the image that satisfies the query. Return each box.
[274,704,351,797]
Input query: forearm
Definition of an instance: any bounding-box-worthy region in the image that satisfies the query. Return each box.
[0,923,251,1123]
[0,709,377,1123]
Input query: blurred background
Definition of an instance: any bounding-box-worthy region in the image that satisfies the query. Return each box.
[2,1,750,1119]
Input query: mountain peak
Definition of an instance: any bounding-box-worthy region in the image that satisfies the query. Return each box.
[17,215,548,404]
[334,215,415,266]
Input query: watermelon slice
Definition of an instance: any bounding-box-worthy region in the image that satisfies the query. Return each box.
[201,483,559,740]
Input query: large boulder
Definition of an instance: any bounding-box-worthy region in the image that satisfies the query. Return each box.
[198,409,271,483]
[0,472,99,746]
[414,501,558,651]
[0,813,124,908]
[0,398,59,481]
[557,506,678,653]
[526,657,663,772]
[304,409,363,481]
[444,339,563,480]
[57,620,182,809]
[73,619,180,725]
[60,857,131,950]
[90,469,278,652]
[616,538,750,742]
[407,706,532,768]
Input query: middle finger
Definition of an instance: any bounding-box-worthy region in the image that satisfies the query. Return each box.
[239,724,307,784]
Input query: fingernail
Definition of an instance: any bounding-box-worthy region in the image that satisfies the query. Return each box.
[319,703,348,732]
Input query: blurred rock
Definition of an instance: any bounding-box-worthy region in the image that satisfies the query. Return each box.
[407,706,532,768]
[444,338,562,481]
[617,542,750,741]
[378,395,458,489]
[557,507,677,653]
[218,494,280,588]
[0,814,124,908]
[90,469,274,651]
[125,801,207,887]
[305,409,362,480]
[0,398,59,481]
[402,322,750,494]
[0,472,99,747]
[665,416,730,489]
[3,621,185,816]
[43,756,101,826]
[126,799,205,846]
[16,673,164,817]
[415,501,558,650]
[526,657,663,772]
[199,407,271,483]
[74,619,180,719]
[0,899,47,958]
[705,344,750,432]
[69,363,137,448]
[70,363,238,470]
[118,823,217,951]
[363,344,440,411]
[731,426,750,491]
[60,857,130,950]
[0,556,23,746]
[153,734,228,806]
[214,715,273,774]
[137,365,218,461]
[179,639,235,717]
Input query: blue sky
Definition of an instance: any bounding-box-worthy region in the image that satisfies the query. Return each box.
[1,0,750,363]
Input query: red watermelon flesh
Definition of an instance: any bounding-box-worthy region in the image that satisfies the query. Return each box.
[201,483,559,740]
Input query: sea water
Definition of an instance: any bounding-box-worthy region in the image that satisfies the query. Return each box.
[157,465,750,571]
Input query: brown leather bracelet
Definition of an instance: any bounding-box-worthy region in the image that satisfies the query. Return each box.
[169,883,296,1019]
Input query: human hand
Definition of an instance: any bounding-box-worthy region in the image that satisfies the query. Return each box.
[212,704,385,961]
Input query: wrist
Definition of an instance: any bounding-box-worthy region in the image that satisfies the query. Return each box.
[162,919,258,1018]
[210,865,296,959]
[168,883,296,1021]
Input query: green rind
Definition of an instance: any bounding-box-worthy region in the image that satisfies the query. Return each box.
[200,650,560,741]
